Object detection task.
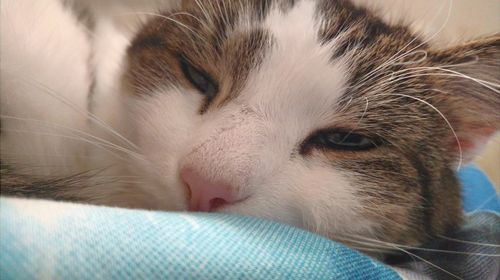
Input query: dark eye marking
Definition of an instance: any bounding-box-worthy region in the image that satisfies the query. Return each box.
[302,129,384,154]
[132,36,165,50]
[179,57,218,101]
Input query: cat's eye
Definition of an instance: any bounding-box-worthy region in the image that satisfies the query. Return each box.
[305,130,380,152]
[180,57,218,100]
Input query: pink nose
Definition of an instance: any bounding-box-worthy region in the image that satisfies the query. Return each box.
[180,167,238,212]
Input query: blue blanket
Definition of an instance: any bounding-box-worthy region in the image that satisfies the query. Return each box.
[1,165,499,279]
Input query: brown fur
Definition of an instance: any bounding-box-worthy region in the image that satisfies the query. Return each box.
[127,1,275,112]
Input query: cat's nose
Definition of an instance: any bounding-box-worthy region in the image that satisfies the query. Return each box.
[180,167,239,212]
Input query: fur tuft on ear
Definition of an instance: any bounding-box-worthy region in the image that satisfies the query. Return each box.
[429,34,500,163]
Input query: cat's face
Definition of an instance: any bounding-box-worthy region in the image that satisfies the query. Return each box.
[124,0,500,247]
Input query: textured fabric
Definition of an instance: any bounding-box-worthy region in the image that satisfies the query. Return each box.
[1,165,498,279]
[0,197,400,280]
[459,164,500,213]
[392,212,500,280]
[390,165,500,280]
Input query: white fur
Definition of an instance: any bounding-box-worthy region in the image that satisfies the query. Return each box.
[1,0,91,177]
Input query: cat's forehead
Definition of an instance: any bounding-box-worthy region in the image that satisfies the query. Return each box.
[128,0,420,116]
[240,0,350,117]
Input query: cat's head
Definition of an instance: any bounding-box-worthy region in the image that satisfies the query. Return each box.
[124,0,500,248]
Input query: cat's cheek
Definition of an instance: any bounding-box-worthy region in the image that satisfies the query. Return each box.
[283,163,377,238]
[124,87,202,210]
[215,161,377,239]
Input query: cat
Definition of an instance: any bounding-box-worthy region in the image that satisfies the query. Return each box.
[1,0,499,256]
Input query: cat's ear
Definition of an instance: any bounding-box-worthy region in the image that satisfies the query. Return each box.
[429,35,500,163]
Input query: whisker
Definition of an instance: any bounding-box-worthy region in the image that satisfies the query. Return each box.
[2,128,136,163]
[345,235,500,257]
[340,97,370,142]
[194,0,212,24]
[117,11,209,46]
[472,193,500,212]
[1,71,140,151]
[1,115,143,160]
[351,0,454,89]
[392,50,429,66]
[379,0,454,71]
[336,235,464,280]
[378,66,500,94]
[1,152,110,161]
[397,66,500,92]
[392,247,462,279]
[436,235,500,248]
